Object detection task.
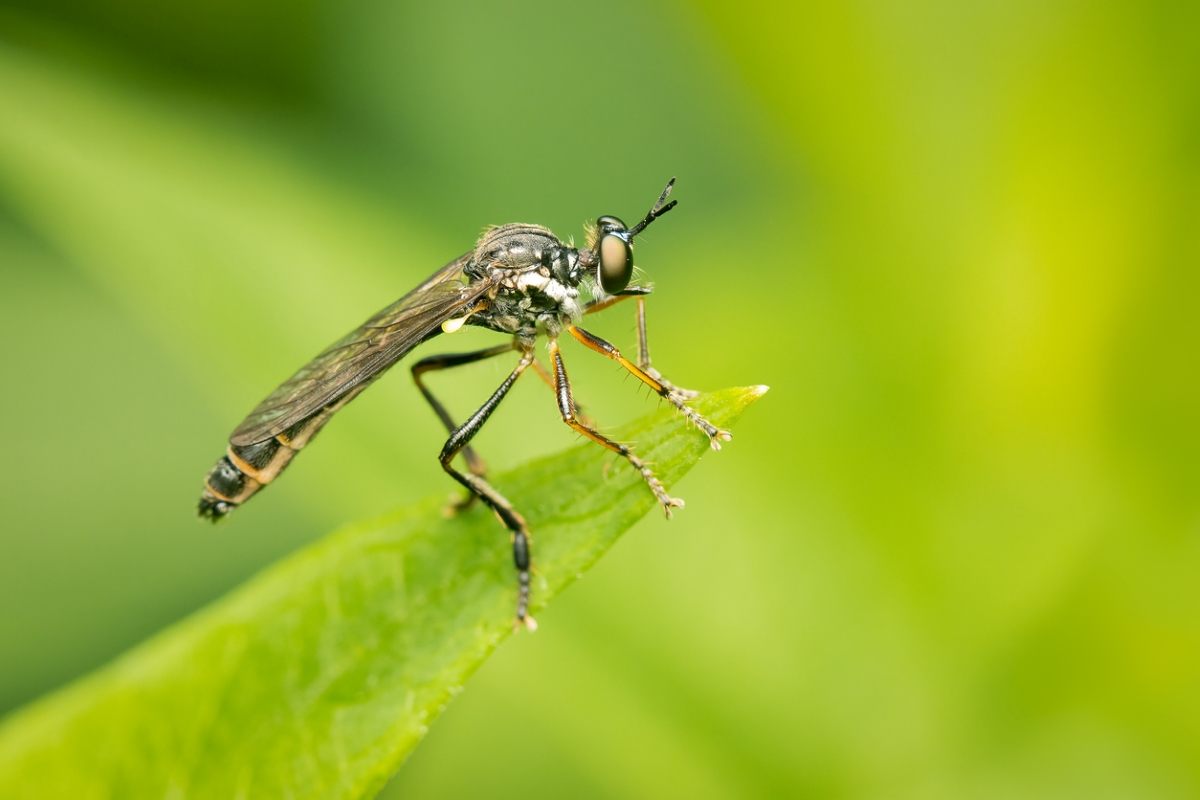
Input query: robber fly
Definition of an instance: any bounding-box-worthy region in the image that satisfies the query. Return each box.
[198,180,730,628]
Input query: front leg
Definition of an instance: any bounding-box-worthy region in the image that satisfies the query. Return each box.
[635,296,698,400]
[566,324,732,450]
[581,290,698,397]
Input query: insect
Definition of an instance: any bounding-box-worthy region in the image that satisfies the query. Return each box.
[198,180,731,628]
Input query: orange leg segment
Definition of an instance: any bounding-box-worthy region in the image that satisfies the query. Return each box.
[547,340,683,517]
[565,324,732,449]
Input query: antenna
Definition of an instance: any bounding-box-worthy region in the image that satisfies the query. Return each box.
[628,178,678,238]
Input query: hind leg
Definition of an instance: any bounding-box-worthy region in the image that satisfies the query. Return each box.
[436,348,539,629]
[412,340,519,510]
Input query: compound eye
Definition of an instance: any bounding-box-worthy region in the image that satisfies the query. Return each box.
[598,233,633,294]
[596,215,626,235]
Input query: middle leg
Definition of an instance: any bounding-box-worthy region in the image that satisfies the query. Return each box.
[547,340,684,517]
[530,357,595,429]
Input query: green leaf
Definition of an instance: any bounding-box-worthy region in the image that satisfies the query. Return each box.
[0,386,766,800]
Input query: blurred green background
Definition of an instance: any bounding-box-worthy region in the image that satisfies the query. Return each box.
[1,0,1198,797]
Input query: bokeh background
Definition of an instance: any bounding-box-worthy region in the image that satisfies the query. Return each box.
[1,0,1198,797]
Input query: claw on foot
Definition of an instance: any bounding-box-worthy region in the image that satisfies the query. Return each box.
[513,615,538,632]
[627,451,682,517]
[671,396,731,450]
[663,496,685,519]
[710,429,733,450]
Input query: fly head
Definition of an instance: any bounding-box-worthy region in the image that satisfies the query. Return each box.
[582,178,677,296]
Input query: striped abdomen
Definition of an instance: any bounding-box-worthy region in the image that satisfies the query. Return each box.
[198,387,364,520]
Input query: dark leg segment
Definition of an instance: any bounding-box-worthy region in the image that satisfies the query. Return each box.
[438,348,539,628]
[548,340,684,517]
[412,341,517,481]
[567,324,732,449]
[532,357,595,429]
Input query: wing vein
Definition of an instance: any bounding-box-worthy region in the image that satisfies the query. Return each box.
[230,254,490,446]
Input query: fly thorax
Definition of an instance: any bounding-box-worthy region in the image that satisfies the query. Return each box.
[467,267,574,336]
[465,225,584,335]
[512,269,578,320]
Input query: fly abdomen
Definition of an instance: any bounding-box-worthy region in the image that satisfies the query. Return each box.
[198,437,298,520]
[199,383,369,520]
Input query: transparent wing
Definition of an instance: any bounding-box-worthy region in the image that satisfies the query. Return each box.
[230,253,489,446]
